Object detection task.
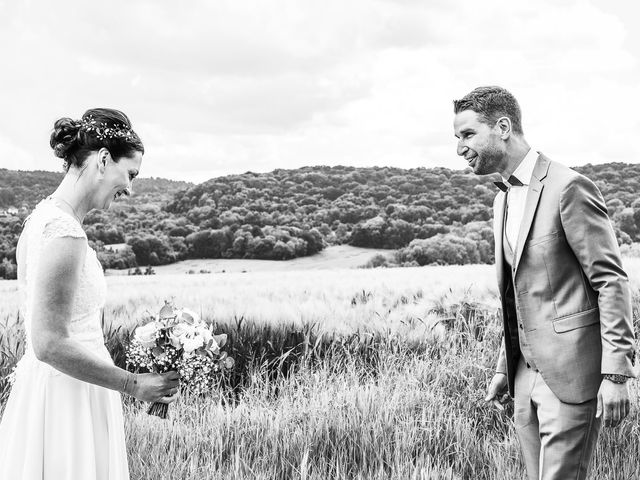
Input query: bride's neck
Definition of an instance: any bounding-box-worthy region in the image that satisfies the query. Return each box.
[50,170,94,222]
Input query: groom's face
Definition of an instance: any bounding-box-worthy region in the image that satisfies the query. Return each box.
[454,110,505,175]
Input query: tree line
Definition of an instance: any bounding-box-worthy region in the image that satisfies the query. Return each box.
[1,162,639,278]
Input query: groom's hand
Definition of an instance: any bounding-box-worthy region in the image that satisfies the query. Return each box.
[596,379,631,427]
[485,373,509,410]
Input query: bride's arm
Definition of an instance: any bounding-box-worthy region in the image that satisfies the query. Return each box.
[30,236,178,402]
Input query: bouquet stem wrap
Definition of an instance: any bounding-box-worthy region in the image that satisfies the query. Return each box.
[147,402,170,419]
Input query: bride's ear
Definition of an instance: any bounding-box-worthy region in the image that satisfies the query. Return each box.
[96,148,111,175]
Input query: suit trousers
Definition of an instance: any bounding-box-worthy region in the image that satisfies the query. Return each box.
[514,357,601,480]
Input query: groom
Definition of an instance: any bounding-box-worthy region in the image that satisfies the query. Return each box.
[453,86,636,479]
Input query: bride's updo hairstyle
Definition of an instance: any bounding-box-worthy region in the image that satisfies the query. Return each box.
[50,108,144,172]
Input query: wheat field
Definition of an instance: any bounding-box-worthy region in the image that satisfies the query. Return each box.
[1,261,640,479]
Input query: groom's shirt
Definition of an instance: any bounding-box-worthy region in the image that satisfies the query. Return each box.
[502,147,539,371]
[503,148,538,250]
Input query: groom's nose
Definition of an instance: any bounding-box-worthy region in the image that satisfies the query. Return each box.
[457,142,468,157]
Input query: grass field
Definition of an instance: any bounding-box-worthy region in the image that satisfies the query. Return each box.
[2,260,640,479]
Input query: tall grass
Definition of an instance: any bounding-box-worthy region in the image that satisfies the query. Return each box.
[1,264,639,479]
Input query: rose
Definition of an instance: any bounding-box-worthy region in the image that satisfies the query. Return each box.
[134,322,159,349]
[169,323,209,354]
[182,334,205,354]
[193,324,220,354]
[169,323,196,349]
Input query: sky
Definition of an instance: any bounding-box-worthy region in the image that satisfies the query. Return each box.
[0,0,638,183]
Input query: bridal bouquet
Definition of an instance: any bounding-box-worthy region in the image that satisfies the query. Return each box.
[126,300,234,418]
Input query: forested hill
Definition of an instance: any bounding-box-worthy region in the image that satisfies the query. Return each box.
[1,162,639,278]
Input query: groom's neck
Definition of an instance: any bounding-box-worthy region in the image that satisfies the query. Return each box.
[500,136,531,179]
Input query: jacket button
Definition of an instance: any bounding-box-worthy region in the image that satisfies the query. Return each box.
[519,323,524,329]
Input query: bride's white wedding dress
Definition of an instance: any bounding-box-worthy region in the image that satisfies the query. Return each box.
[0,200,129,480]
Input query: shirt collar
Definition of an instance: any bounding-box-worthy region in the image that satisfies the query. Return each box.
[502,148,538,186]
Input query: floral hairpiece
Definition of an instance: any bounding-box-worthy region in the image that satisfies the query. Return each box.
[80,115,136,141]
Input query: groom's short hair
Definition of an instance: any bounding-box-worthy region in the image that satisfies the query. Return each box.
[453,86,524,135]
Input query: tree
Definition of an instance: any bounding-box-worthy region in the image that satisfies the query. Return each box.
[398,234,484,266]
[301,228,325,255]
[247,235,276,258]
[0,188,16,207]
[272,240,295,260]
[616,208,638,240]
[185,229,232,258]
[128,234,175,265]
[350,216,387,248]
[0,257,17,279]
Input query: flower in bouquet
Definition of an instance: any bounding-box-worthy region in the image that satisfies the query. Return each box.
[134,321,159,349]
[126,300,234,418]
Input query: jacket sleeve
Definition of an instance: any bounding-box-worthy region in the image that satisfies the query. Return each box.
[559,175,636,377]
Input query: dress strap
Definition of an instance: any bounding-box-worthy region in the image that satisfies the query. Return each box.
[40,202,86,240]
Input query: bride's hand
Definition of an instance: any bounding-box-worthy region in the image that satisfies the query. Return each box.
[124,371,180,404]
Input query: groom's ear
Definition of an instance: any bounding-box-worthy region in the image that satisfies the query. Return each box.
[496,116,512,140]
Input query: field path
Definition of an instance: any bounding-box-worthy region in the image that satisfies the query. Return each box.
[106,245,392,275]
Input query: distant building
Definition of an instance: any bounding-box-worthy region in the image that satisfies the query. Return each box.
[0,207,18,216]
[105,243,128,253]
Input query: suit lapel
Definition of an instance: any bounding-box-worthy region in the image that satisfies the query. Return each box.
[513,154,550,274]
[494,191,507,295]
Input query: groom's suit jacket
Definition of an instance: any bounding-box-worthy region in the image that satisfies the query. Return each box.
[494,153,636,404]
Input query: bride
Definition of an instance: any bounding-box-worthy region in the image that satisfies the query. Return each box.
[0,108,180,480]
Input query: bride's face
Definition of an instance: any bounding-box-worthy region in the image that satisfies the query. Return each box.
[96,150,143,210]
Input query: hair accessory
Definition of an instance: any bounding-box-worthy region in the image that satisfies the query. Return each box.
[80,115,136,141]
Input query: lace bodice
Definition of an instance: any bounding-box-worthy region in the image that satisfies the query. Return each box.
[17,200,107,353]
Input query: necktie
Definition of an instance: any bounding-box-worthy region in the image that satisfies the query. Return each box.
[493,175,524,192]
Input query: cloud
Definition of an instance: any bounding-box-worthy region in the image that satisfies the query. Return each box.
[0,0,639,182]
